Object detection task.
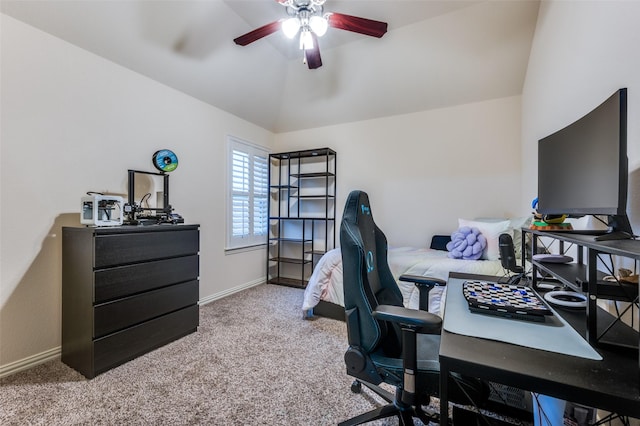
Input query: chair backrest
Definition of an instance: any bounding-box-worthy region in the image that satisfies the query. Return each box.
[340,190,404,357]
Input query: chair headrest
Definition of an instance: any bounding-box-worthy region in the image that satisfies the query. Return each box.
[343,190,377,272]
[344,190,374,228]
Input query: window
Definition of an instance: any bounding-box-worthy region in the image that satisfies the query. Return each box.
[226,136,269,250]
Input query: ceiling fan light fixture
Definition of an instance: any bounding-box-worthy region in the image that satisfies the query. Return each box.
[309,15,328,37]
[234,0,388,69]
[299,29,314,50]
[282,17,301,38]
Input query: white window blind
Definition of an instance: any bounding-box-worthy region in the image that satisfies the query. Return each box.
[227,136,269,249]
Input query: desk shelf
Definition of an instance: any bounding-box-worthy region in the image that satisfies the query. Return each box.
[533,261,587,291]
[534,260,638,301]
[523,228,640,360]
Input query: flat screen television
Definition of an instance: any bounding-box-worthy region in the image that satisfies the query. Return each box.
[537,88,634,240]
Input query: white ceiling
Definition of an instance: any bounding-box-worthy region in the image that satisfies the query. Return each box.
[1,0,540,133]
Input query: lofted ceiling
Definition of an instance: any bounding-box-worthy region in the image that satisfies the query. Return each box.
[1,0,540,133]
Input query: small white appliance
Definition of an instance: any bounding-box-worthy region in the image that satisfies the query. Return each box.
[81,195,123,226]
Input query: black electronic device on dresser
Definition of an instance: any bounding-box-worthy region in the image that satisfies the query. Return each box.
[62,224,200,379]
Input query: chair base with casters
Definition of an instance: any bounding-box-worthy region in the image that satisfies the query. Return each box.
[340,302,489,426]
[340,306,444,426]
[340,275,446,425]
[340,380,438,426]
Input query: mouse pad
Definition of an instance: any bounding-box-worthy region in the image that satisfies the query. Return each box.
[444,278,602,360]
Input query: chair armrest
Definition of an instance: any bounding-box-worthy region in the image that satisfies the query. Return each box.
[399,275,446,287]
[399,275,446,311]
[374,305,442,406]
[373,305,442,334]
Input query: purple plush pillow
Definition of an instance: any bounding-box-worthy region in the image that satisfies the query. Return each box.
[446,226,487,260]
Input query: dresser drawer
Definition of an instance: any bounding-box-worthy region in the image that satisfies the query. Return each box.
[94,229,199,268]
[94,280,198,338]
[93,304,199,376]
[94,255,199,302]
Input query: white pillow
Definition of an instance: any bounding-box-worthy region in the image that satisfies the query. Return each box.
[472,216,533,260]
[458,218,511,261]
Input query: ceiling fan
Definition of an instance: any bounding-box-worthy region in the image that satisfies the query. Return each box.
[233,0,388,69]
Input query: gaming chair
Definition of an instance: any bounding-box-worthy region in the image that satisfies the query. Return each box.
[339,190,489,425]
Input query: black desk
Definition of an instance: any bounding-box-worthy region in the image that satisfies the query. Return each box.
[439,273,640,425]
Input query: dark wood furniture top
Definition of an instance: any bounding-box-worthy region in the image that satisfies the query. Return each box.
[439,272,640,425]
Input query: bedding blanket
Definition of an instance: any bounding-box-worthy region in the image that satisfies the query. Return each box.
[302,246,505,316]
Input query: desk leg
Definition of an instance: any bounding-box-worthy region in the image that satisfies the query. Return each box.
[587,248,598,345]
[532,235,539,290]
[440,361,449,426]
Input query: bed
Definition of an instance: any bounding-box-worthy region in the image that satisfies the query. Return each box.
[302,216,532,319]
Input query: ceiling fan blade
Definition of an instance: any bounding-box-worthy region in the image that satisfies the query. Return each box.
[305,34,322,69]
[327,12,388,38]
[233,20,281,46]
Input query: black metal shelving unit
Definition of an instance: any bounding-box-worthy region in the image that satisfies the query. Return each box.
[267,148,336,288]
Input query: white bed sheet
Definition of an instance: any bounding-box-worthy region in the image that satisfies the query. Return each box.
[302,247,505,316]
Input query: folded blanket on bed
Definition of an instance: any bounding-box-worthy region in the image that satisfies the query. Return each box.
[446,226,486,260]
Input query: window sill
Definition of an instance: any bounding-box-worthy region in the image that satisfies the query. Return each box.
[225,244,266,255]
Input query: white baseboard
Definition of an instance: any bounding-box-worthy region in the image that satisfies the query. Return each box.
[199,277,266,306]
[0,346,61,379]
[0,278,266,379]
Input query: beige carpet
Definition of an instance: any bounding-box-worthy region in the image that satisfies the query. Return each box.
[0,284,423,425]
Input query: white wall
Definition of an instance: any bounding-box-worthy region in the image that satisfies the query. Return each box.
[1,11,525,374]
[0,15,273,369]
[521,0,640,232]
[274,96,524,248]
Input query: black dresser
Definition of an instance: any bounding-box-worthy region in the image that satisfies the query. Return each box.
[62,224,200,378]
